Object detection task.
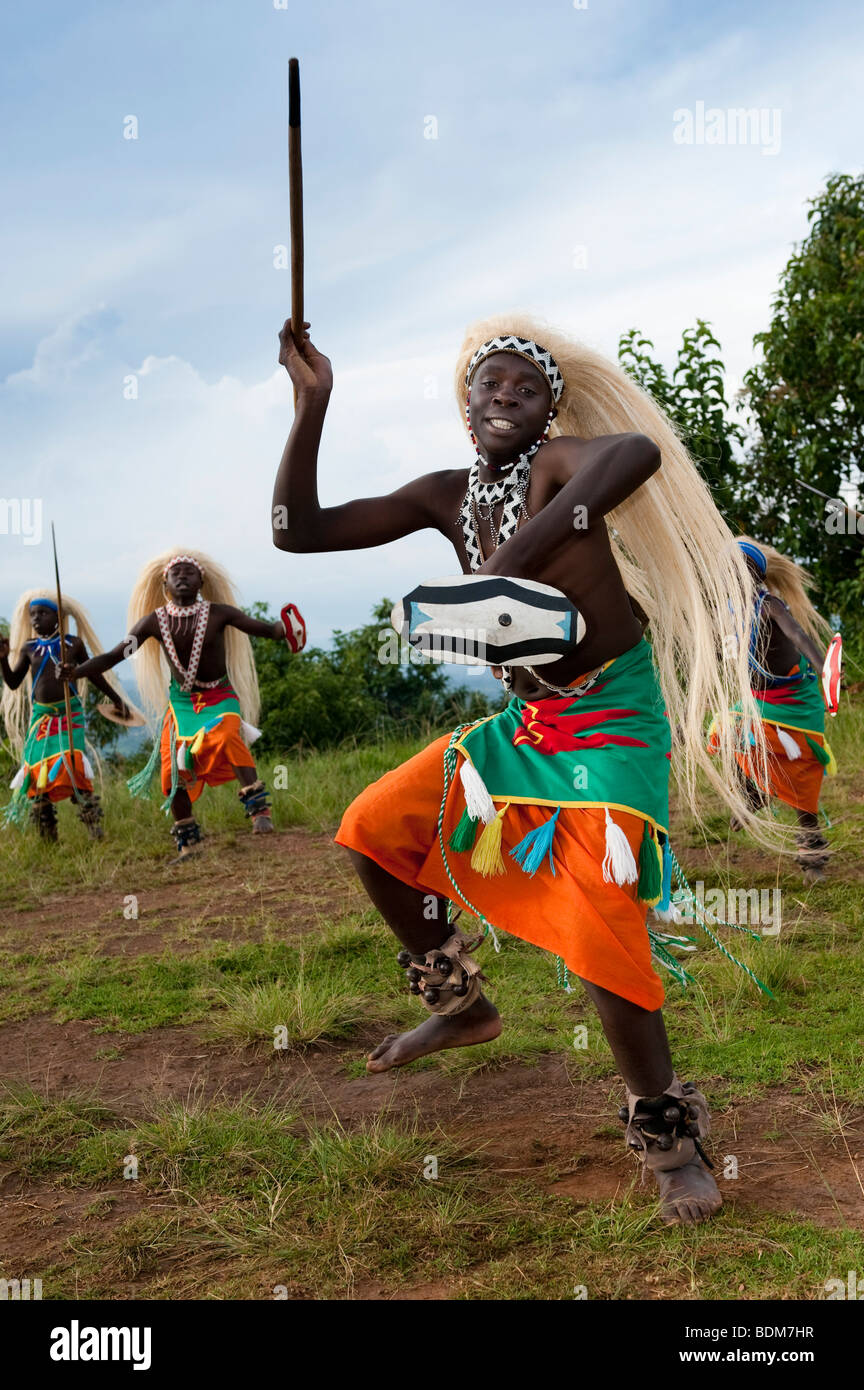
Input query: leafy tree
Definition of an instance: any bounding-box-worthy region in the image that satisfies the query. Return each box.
[741,172,864,648]
[619,320,746,526]
[249,600,493,752]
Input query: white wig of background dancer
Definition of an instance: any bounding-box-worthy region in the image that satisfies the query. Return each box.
[1,590,125,757]
[454,314,775,844]
[126,548,261,730]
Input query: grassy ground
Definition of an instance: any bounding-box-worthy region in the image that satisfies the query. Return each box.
[0,734,427,897]
[0,701,862,1299]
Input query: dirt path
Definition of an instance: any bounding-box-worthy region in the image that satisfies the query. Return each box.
[1,829,862,1297]
[0,828,362,957]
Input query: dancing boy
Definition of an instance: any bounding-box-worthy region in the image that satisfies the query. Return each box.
[1,591,128,838]
[273,314,769,1225]
[66,551,297,857]
[712,539,837,880]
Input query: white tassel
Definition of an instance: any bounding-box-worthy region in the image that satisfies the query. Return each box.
[82,755,94,780]
[653,904,683,925]
[459,760,497,825]
[602,807,638,885]
[485,921,502,952]
[652,931,697,953]
[241,720,262,747]
[177,742,189,772]
[775,725,801,760]
[9,765,26,790]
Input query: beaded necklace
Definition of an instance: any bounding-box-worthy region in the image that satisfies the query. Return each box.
[164,599,200,627]
[156,599,222,691]
[460,454,533,572]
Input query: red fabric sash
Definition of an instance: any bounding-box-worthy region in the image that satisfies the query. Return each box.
[513,699,650,756]
[190,684,238,715]
[36,711,84,740]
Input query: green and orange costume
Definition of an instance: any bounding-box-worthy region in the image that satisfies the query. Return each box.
[128,676,257,809]
[338,639,678,1012]
[708,591,836,817]
[725,660,834,816]
[5,692,93,825]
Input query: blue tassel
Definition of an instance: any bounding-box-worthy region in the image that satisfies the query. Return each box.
[656,836,673,913]
[509,807,560,877]
[48,756,64,784]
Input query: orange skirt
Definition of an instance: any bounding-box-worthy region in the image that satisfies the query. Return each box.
[160,711,255,804]
[336,734,664,1012]
[28,752,93,804]
[735,724,826,815]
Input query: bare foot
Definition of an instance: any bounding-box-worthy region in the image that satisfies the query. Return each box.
[366,995,501,1073]
[651,1157,723,1225]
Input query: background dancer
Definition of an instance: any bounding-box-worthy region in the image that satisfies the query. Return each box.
[272,313,773,1226]
[66,551,293,858]
[713,538,837,881]
[1,591,128,839]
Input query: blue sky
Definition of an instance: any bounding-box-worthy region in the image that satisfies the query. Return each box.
[1,0,861,683]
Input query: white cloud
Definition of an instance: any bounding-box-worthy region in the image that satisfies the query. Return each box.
[0,311,464,659]
[2,0,861,660]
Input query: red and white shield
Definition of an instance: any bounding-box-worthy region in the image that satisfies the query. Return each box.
[281,603,307,654]
[822,633,842,716]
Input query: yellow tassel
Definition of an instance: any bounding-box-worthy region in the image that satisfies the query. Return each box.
[36,760,49,790]
[824,739,837,776]
[470,802,509,877]
[190,729,205,757]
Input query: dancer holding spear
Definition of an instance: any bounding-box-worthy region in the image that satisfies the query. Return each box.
[1,529,129,839]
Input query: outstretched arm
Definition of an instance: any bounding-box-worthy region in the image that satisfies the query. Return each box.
[765,595,826,672]
[67,616,156,681]
[477,433,661,576]
[0,636,30,691]
[213,606,286,641]
[69,638,130,713]
[272,322,444,553]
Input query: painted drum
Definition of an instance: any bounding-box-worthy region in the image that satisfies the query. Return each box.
[822,633,842,716]
[281,602,307,654]
[391,574,585,666]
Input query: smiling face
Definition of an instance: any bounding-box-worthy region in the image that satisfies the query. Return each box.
[29,603,59,637]
[164,562,202,606]
[468,351,553,468]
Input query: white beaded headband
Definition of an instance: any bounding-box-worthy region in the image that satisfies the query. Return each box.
[162,555,205,581]
[465,335,564,403]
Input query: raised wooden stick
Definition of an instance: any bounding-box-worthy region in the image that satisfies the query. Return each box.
[51,522,78,794]
[288,57,304,407]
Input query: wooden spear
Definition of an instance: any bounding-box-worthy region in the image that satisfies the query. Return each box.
[50,522,79,795]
